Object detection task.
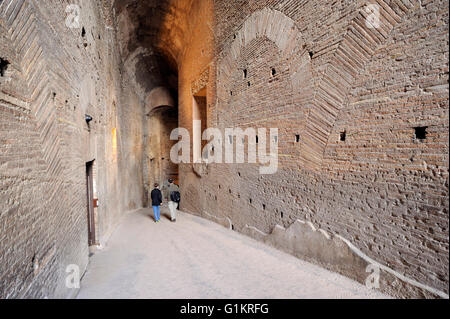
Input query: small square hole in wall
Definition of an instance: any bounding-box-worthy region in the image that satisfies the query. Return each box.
[340,131,347,142]
[414,126,428,140]
[281,212,284,218]
[0,58,10,77]
[263,204,266,210]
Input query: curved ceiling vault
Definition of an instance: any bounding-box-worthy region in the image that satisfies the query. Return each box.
[114,0,194,96]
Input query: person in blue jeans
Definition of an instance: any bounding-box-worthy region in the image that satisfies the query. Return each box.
[150,183,162,222]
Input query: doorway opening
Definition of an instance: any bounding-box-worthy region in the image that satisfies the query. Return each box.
[86,160,97,246]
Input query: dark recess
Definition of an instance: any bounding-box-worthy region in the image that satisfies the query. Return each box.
[0,58,10,77]
[414,126,428,140]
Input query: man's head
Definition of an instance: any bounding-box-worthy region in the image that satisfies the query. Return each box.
[154,183,159,189]
[168,178,174,184]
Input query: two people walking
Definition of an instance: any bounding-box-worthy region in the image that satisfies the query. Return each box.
[150,179,180,223]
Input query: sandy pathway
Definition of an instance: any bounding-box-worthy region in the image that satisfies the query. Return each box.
[77,208,388,299]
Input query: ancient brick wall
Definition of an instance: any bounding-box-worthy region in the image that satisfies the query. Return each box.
[0,0,143,298]
[144,107,178,204]
[1,0,448,299]
[177,0,449,296]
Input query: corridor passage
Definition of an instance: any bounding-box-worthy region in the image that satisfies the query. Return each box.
[77,208,388,299]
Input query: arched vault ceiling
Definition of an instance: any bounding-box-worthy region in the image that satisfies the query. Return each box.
[114,0,194,69]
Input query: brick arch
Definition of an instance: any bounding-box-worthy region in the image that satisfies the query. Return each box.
[219,8,304,73]
[302,0,419,171]
[218,2,419,172]
[218,8,310,92]
[217,7,313,167]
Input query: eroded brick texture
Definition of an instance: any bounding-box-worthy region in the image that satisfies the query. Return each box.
[0,0,144,298]
[1,0,448,299]
[178,0,449,295]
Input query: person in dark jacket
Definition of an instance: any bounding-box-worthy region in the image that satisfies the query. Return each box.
[150,183,163,222]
